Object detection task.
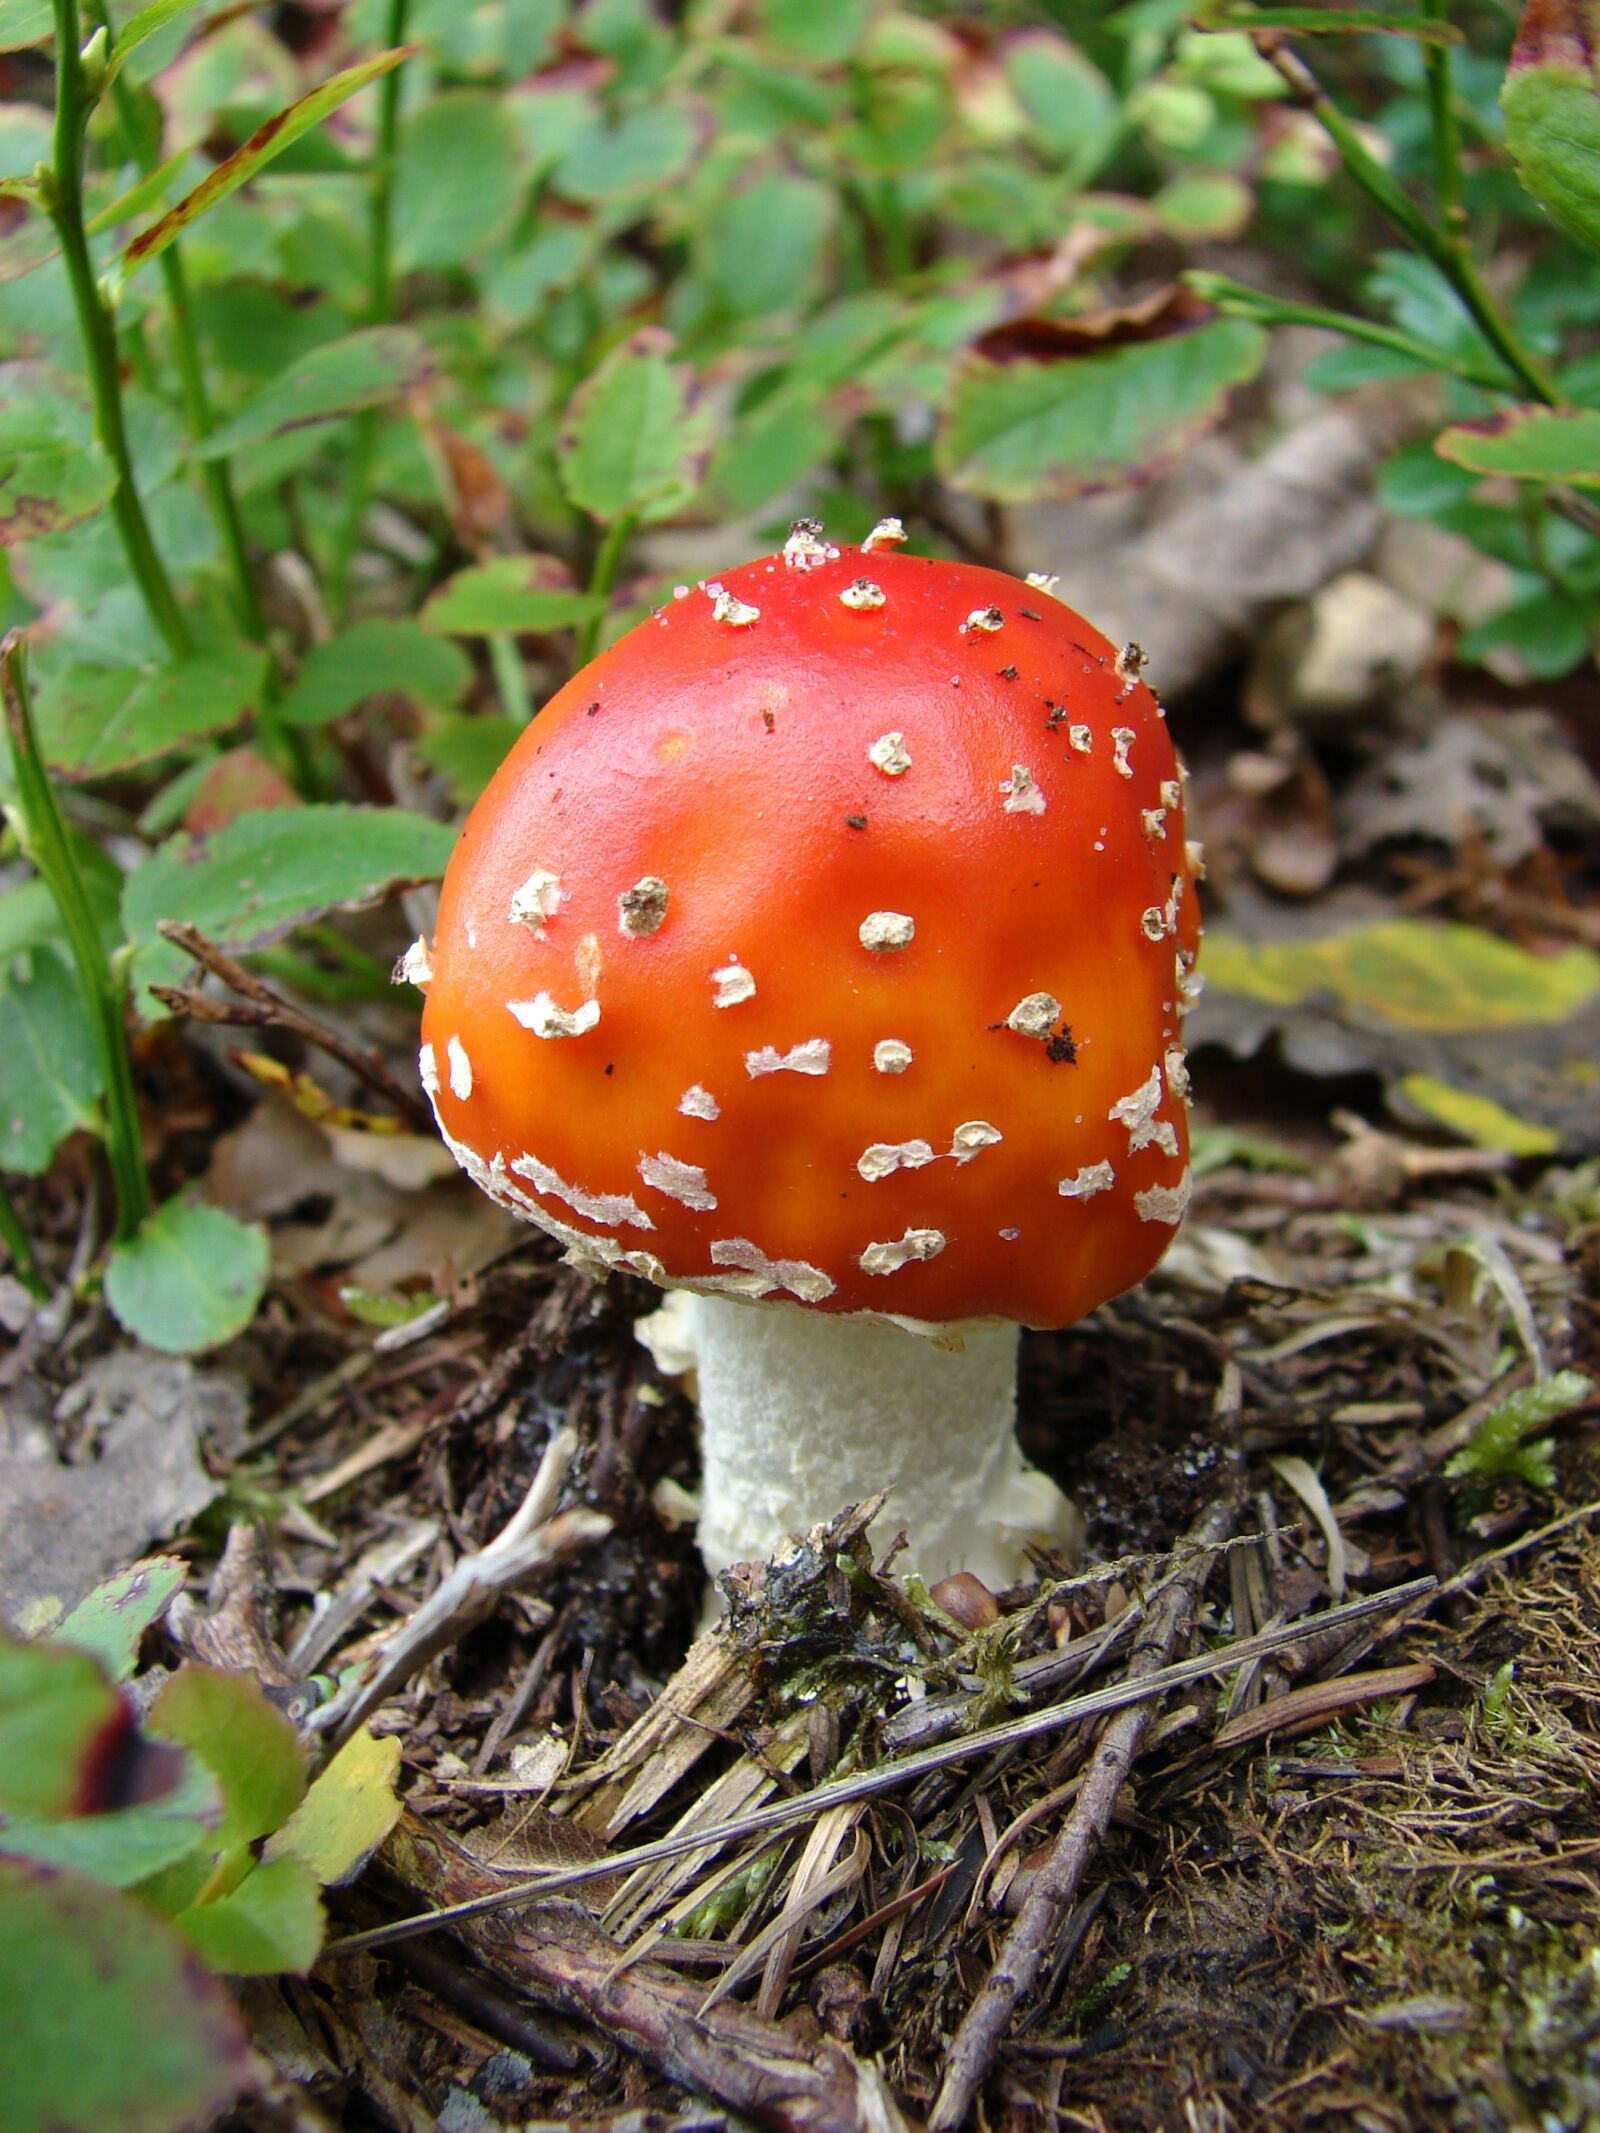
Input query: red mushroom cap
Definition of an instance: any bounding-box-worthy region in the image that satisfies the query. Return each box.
[417,537,1200,1328]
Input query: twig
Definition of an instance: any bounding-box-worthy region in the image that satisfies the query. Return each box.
[379,1819,910,2133]
[154,918,432,1132]
[310,1426,611,1748]
[321,1573,1435,1959]
[928,1490,1238,2132]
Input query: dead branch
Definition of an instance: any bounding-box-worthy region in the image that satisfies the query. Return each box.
[154,918,433,1133]
[309,1426,611,1748]
[377,1817,911,2133]
[321,1574,1435,1961]
[928,1488,1240,2133]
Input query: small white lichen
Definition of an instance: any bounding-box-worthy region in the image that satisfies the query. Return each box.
[1006,991,1061,1040]
[782,518,834,570]
[508,993,601,1040]
[510,1150,653,1231]
[1187,838,1207,880]
[873,1039,913,1074]
[869,731,912,778]
[1025,571,1061,595]
[1059,1162,1115,1200]
[950,1121,1002,1164]
[639,1152,717,1211]
[859,1228,946,1275]
[745,1038,832,1077]
[857,1140,937,1182]
[711,960,756,1008]
[963,605,1004,634]
[860,911,914,953]
[508,869,562,934]
[1068,724,1093,755]
[1001,764,1046,816]
[840,578,886,612]
[446,1035,472,1101]
[862,517,907,553]
[1141,906,1170,943]
[1142,807,1168,841]
[707,1237,835,1303]
[1135,1171,1192,1226]
[1113,642,1146,685]
[999,1226,1021,1240]
[418,1042,440,1096]
[1164,1044,1191,1102]
[618,875,668,937]
[1176,956,1205,1017]
[679,1084,720,1120]
[1110,1065,1166,1153]
[1111,727,1136,778]
[708,583,760,627]
[393,936,432,989]
[1159,778,1182,810]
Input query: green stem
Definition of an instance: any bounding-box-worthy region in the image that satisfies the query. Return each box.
[332,0,410,619]
[46,0,190,659]
[576,510,637,668]
[0,1176,48,1301]
[2,635,151,1242]
[1262,34,1564,409]
[1419,0,1465,238]
[1185,271,1516,394]
[488,633,533,726]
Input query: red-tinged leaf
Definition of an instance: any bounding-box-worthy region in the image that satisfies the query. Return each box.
[1509,0,1594,72]
[0,1859,252,2133]
[182,747,301,835]
[120,45,417,281]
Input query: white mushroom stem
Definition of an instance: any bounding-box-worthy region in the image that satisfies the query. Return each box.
[679,1293,1080,1592]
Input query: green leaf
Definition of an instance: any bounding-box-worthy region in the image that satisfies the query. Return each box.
[0,0,50,51]
[0,1633,120,1818]
[1436,404,1600,488]
[280,618,471,727]
[121,45,416,280]
[1445,1369,1592,1490]
[0,1752,217,1887]
[1201,920,1600,1033]
[413,712,520,803]
[556,330,707,521]
[1191,2,1460,33]
[937,318,1267,502]
[0,1859,251,2133]
[33,645,270,778]
[148,1663,304,1851]
[105,0,202,82]
[552,100,697,203]
[392,91,524,270]
[264,1727,402,1886]
[1502,17,1600,253]
[1397,1074,1562,1157]
[420,556,601,637]
[122,803,455,999]
[699,171,833,322]
[53,1559,187,1682]
[1003,29,1116,176]
[103,1196,268,1355]
[0,385,116,543]
[0,947,104,1178]
[174,1853,324,1975]
[197,327,433,459]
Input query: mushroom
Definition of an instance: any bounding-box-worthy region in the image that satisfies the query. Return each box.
[410,533,1200,1592]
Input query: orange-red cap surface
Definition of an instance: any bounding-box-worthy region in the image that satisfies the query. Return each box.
[418,534,1200,1328]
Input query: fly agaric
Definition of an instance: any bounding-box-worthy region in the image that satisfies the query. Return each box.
[409,524,1200,1591]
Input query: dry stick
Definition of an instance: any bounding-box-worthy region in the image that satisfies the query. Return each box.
[323,1572,1433,1962]
[929,1491,1238,2133]
[153,918,433,1132]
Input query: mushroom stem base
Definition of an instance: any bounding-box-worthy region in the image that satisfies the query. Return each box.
[686,1295,1080,1592]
